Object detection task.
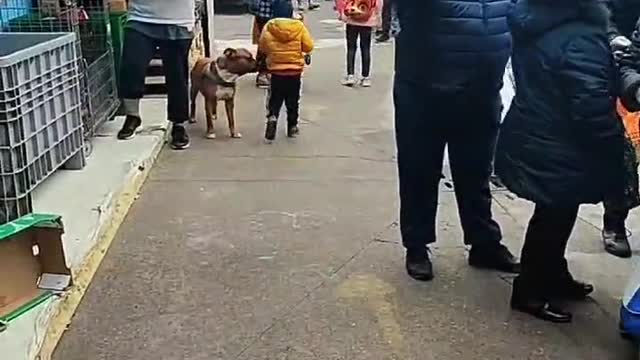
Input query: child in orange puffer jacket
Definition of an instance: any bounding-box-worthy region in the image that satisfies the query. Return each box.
[259,2,314,142]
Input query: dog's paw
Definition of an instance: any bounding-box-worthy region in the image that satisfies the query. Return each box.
[231,132,243,139]
[205,132,217,139]
[189,118,197,124]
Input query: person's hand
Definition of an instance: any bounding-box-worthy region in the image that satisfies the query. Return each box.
[611,35,632,51]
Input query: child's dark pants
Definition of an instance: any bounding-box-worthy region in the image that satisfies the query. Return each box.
[267,74,302,128]
[346,24,372,77]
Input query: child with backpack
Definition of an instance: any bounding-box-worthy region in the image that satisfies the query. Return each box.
[259,0,314,142]
[335,0,383,87]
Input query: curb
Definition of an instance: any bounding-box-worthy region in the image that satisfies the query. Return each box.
[36,133,167,360]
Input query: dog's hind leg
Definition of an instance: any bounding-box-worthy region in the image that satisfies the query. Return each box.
[205,98,218,139]
[189,84,199,124]
[225,100,242,138]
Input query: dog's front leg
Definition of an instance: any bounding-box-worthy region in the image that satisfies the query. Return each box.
[225,100,242,138]
[205,98,218,139]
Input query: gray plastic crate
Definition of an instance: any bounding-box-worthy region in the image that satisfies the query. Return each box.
[0,33,85,223]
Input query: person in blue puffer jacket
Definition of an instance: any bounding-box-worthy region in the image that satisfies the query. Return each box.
[394,0,520,282]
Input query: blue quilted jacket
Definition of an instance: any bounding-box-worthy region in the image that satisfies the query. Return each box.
[395,0,513,93]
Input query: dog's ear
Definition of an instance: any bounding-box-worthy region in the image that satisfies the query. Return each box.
[216,56,227,69]
[223,48,237,58]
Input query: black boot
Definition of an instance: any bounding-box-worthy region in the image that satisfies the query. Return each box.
[511,277,572,323]
[469,244,521,274]
[405,248,434,282]
[602,228,632,258]
[265,117,277,142]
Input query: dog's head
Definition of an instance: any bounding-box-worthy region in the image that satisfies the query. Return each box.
[215,48,258,76]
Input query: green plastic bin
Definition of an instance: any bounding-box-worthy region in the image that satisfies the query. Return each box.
[109,11,128,88]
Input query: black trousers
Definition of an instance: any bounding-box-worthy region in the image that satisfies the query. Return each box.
[520,205,579,295]
[379,0,393,36]
[346,25,372,77]
[603,201,629,232]
[267,74,302,127]
[119,28,192,123]
[394,79,503,250]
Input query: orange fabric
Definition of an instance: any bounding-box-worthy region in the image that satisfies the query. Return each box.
[617,99,640,147]
[258,18,314,73]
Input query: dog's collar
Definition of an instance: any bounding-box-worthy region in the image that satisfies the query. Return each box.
[205,61,238,87]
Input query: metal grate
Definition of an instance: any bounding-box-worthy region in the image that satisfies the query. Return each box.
[0,0,119,140]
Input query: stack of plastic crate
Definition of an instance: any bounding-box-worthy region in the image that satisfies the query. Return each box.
[0,32,85,223]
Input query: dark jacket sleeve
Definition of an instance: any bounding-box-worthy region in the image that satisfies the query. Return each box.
[619,32,640,111]
[559,35,626,161]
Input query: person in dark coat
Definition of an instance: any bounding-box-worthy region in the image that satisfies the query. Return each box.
[394,0,520,282]
[600,0,640,258]
[496,0,627,323]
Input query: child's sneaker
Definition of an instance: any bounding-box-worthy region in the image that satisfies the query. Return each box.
[265,117,277,142]
[341,75,356,87]
[287,125,300,138]
[360,77,372,88]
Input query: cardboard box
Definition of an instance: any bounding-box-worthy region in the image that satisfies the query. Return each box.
[109,0,128,12]
[0,214,70,326]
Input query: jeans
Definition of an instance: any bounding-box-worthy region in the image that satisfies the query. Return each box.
[520,205,579,295]
[346,25,372,77]
[255,16,271,74]
[267,74,302,128]
[119,28,192,123]
[394,79,503,250]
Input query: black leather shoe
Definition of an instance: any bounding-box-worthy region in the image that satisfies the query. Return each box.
[469,244,521,274]
[552,279,594,300]
[511,277,572,323]
[511,298,573,323]
[406,249,434,282]
[602,229,632,258]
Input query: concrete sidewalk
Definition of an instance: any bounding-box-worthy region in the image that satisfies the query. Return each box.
[52,44,639,359]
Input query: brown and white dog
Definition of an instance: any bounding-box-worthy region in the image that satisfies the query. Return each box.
[189,48,257,139]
